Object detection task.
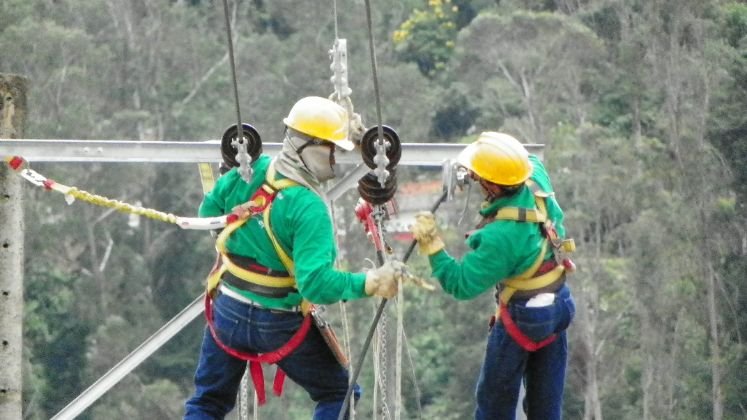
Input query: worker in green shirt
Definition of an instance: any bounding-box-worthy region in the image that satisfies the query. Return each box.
[185,96,407,420]
[411,132,576,420]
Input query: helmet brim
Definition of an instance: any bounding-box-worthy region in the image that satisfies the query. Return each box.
[334,138,355,151]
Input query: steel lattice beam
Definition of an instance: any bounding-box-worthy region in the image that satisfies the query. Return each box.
[0,139,543,165]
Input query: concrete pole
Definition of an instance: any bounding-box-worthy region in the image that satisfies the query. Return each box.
[0,73,27,419]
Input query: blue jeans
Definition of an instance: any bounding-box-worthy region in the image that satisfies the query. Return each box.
[184,292,360,419]
[475,284,575,420]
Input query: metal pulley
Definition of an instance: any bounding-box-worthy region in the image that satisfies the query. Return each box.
[358,125,401,205]
[357,170,398,205]
[359,125,401,170]
[220,123,263,174]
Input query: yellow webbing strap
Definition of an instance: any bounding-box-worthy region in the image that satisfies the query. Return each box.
[494,207,546,223]
[261,162,297,276]
[207,210,250,294]
[265,162,298,191]
[198,163,216,194]
[496,182,564,304]
[493,180,550,223]
[263,204,295,276]
[208,161,313,314]
[262,162,313,314]
[221,253,295,288]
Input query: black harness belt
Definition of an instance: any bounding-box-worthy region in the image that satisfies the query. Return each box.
[222,253,297,298]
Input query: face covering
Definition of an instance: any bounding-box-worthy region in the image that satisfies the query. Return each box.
[298,142,336,182]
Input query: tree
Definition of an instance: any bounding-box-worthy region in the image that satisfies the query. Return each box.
[451,10,605,144]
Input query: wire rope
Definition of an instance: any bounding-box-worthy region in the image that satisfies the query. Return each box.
[221,0,243,137]
[338,2,398,416]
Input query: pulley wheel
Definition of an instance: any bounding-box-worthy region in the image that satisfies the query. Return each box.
[357,171,398,205]
[360,125,402,170]
[221,123,263,168]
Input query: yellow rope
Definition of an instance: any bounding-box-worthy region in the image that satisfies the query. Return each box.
[65,187,179,224]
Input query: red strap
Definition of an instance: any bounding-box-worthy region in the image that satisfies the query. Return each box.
[249,361,266,404]
[273,369,286,396]
[204,293,312,404]
[499,302,557,352]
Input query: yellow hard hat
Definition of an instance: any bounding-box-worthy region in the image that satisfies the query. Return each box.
[456,132,532,186]
[283,96,354,151]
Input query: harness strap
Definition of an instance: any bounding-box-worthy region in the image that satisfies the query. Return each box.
[222,271,297,298]
[491,180,568,352]
[203,161,318,403]
[208,162,299,295]
[263,202,295,276]
[204,292,313,405]
[498,301,557,352]
[496,186,557,304]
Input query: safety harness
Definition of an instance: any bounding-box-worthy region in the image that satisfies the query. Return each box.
[204,162,313,405]
[491,180,576,352]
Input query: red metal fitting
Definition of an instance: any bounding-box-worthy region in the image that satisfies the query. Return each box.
[354,199,373,223]
[7,156,25,171]
[562,258,576,273]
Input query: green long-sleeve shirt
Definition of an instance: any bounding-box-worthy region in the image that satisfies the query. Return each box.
[199,155,367,309]
[429,155,566,300]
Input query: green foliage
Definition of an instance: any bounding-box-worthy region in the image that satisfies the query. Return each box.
[451,10,606,141]
[580,4,622,42]
[393,0,465,77]
[722,2,747,47]
[24,268,92,418]
[430,84,479,139]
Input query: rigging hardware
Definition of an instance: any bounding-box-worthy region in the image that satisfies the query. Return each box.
[221,123,263,170]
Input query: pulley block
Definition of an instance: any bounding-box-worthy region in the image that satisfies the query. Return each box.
[357,170,398,205]
[220,123,263,168]
[360,125,401,170]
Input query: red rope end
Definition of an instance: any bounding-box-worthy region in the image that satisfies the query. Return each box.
[273,369,286,397]
[7,156,25,171]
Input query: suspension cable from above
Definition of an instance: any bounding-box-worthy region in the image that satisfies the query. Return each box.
[338,0,399,417]
[221,0,252,184]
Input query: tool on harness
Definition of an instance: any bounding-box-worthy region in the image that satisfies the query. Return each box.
[490,180,576,352]
[311,305,350,367]
[203,161,316,405]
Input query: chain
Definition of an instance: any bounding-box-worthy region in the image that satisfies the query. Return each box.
[378,311,391,420]
[239,368,249,420]
[395,289,404,420]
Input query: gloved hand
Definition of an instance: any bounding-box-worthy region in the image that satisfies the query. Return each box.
[365,260,407,298]
[410,211,445,256]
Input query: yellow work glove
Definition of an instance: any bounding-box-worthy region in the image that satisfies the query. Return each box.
[365,260,407,298]
[410,211,445,256]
